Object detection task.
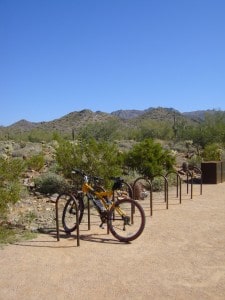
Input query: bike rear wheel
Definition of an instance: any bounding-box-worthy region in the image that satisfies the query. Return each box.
[62,193,84,233]
[108,198,145,242]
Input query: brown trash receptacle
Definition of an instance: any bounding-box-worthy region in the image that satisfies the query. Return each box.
[201,161,222,184]
[221,161,225,182]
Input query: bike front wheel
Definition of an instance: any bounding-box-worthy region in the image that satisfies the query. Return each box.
[108,198,145,242]
[62,193,84,233]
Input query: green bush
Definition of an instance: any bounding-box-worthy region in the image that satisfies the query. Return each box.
[55,138,123,187]
[124,138,175,178]
[151,176,165,191]
[202,143,222,161]
[0,224,37,245]
[0,157,25,220]
[26,153,45,171]
[34,172,69,195]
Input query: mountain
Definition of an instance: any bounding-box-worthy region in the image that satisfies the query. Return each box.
[8,119,39,131]
[182,109,219,121]
[0,107,223,138]
[0,109,120,137]
[112,107,179,120]
[111,109,149,119]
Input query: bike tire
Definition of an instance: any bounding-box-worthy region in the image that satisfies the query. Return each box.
[62,193,84,233]
[108,198,145,242]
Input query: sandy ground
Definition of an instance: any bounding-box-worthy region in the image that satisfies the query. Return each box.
[1,182,225,300]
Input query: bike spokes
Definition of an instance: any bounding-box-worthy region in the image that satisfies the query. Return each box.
[108,199,145,242]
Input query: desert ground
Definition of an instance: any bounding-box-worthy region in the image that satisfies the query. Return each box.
[1,181,225,300]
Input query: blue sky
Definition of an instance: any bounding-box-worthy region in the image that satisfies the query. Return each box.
[1,0,225,126]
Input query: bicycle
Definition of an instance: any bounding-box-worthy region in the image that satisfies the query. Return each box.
[61,169,146,243]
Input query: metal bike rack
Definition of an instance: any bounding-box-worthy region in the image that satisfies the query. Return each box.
[132,174,168,216]
[180,162,203,199]
[151,174,169,210]
[125,182,134,199]
[185,169,194,199]
[87,197,91,230]
[193,166,203,195]
[166,171,182,204]
[132,177,153,216]
[185,167,203,199]
[55,193,80,247]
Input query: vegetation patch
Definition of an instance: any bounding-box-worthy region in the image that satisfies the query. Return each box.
[0,224,37,247]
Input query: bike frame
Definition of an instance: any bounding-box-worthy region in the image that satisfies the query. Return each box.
[81,181,127,217]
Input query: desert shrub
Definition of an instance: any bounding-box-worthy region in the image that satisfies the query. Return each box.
[34,172,69,195]
[187,154,202,168]
[124,138,175,178]
[27,129,54,142]
[26,153,45,171]
[77,120,122,141]
[202,143,222,161]
[0,157,25,220]
[0,224,36,245]
[151,176,165,191]
[55,138,124,187]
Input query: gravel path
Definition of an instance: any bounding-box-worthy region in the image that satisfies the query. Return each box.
[1,182,225,300]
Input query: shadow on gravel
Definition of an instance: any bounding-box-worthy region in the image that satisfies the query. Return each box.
[11,228,76,248]
[79,233,129,245]
[12,227,127,248]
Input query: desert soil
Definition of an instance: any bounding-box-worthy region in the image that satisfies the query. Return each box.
[0,182,225,300]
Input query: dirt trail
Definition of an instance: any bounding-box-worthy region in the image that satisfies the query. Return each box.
[1,182,225,300]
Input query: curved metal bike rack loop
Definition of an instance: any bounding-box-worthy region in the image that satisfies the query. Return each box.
[166,171,182,204]
[185,169,194,199]
[132,177,153,216]
[55,193,80,247]
[186,167,203,199]
[193,166,203,195]
[151,174,169,210]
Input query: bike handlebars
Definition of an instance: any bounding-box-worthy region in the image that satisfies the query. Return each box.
[72,169,124,185]
[72,169,103,183]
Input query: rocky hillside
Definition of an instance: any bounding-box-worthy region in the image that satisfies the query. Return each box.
[0,107,221,138]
